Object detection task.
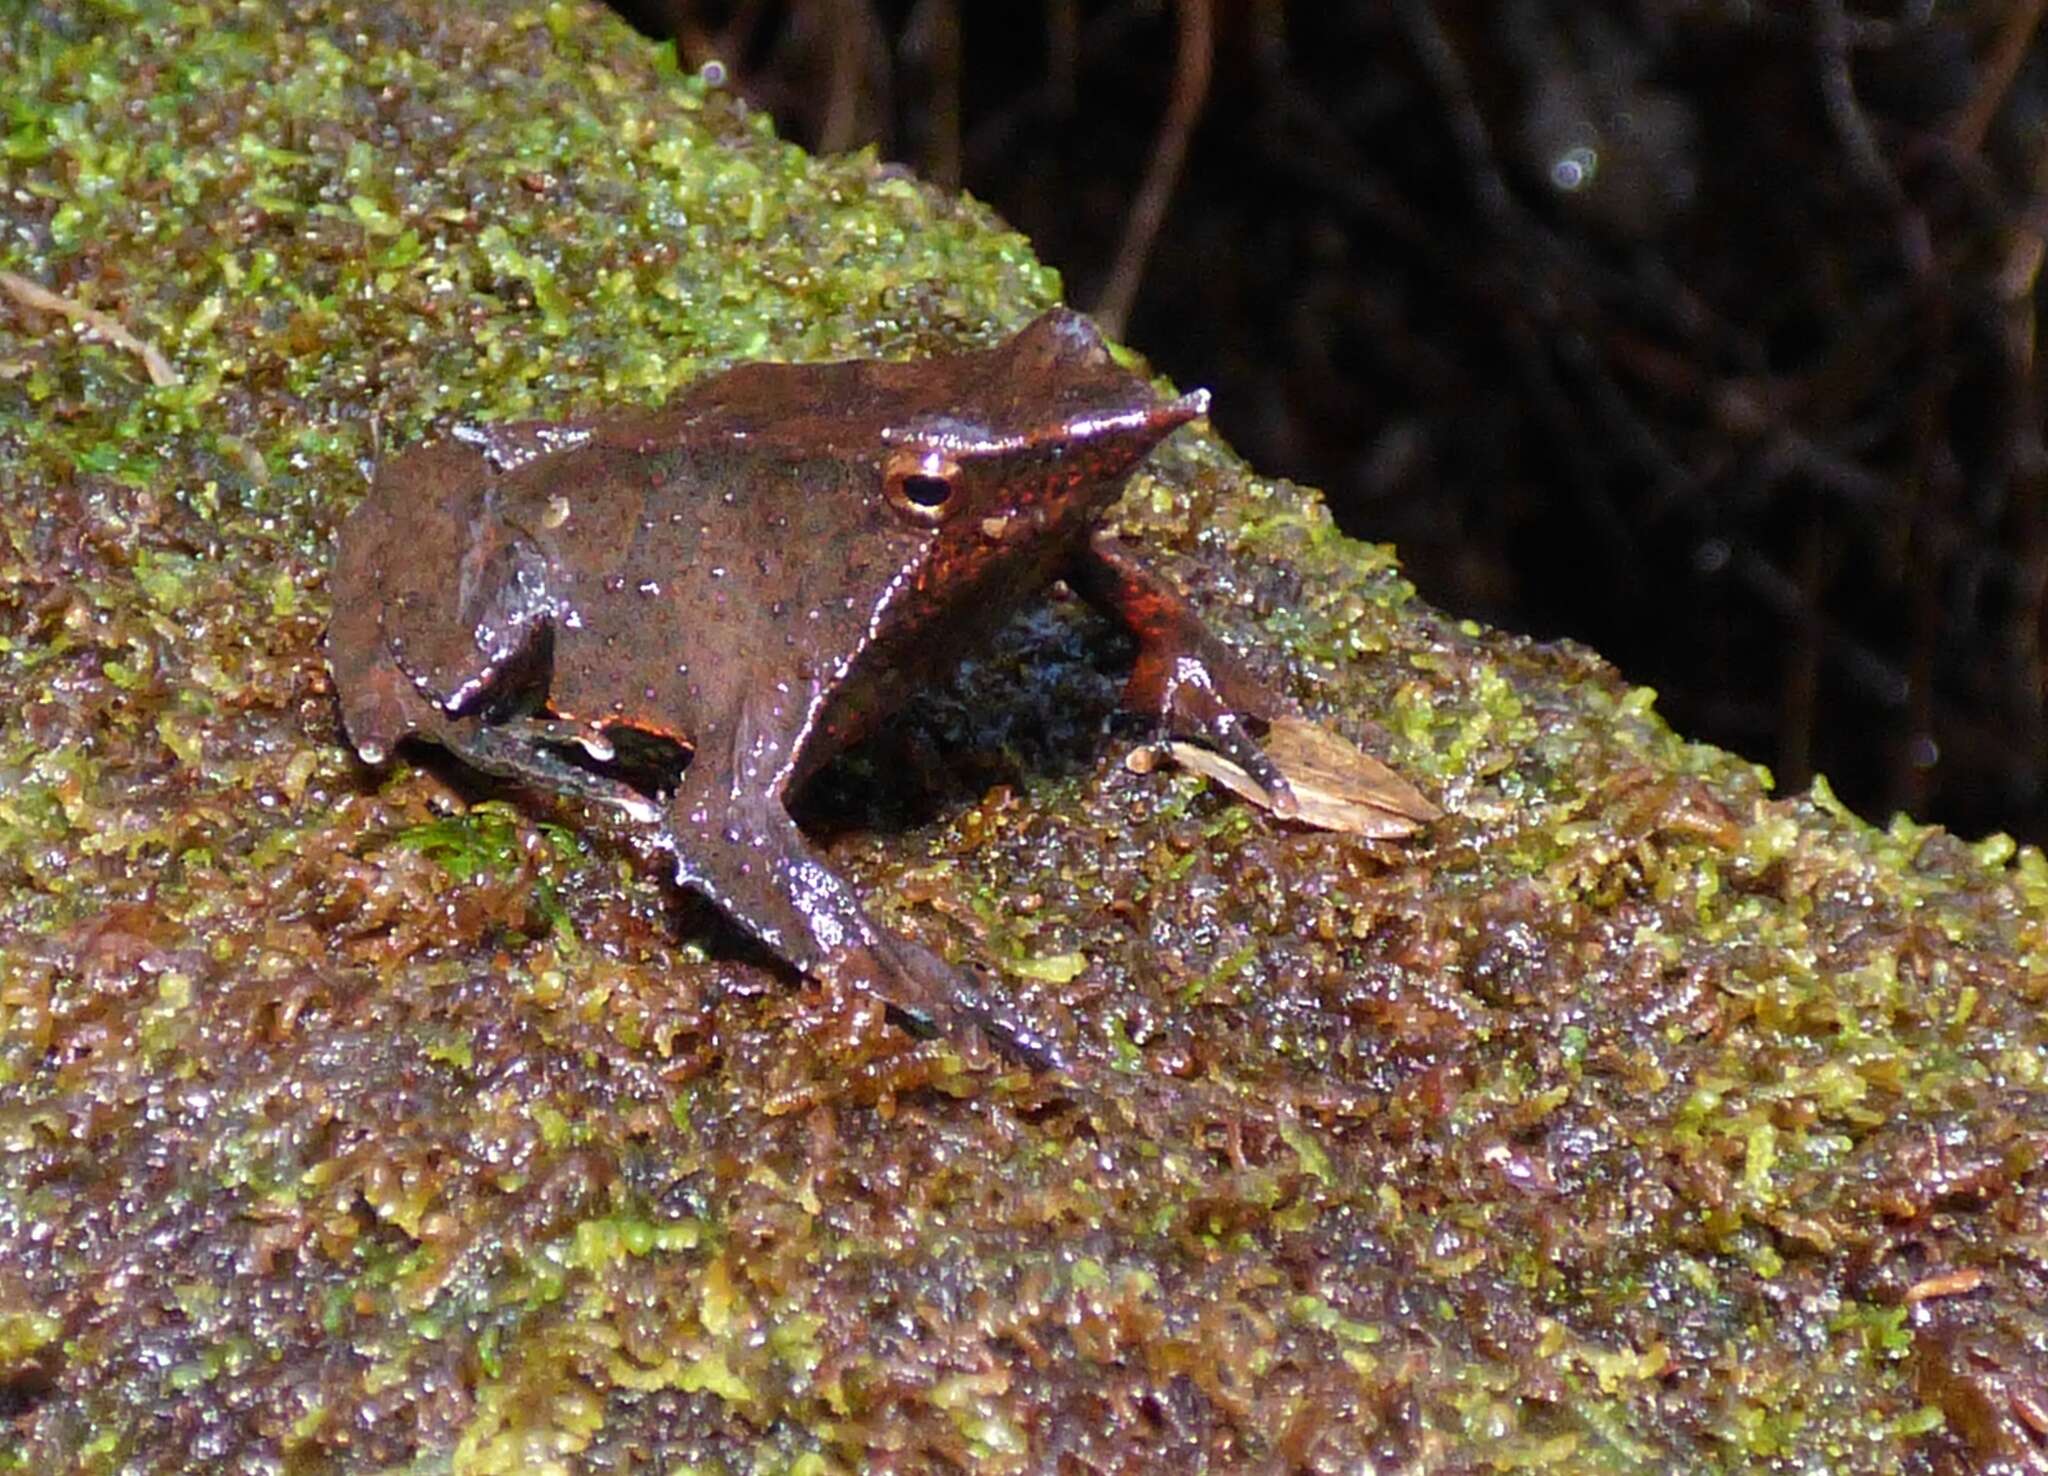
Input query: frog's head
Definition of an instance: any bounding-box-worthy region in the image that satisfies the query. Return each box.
[870,308,1206,580]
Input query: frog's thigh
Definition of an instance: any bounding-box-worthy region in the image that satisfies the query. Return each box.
[333,643,459,763]
[332,499,457,761]
[399,534,557,716]
[365,462,549,715]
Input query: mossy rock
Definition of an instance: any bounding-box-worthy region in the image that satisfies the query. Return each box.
[3,3,2044,1472]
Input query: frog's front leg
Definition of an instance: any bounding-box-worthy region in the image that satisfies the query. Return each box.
[667,711,1068,1071]
[669,794,1068,1071]
[1068,529,1299,816]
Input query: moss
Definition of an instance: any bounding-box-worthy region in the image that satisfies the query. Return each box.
[2,1,2046,1473]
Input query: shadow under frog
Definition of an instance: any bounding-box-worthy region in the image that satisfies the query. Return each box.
[328,309,1294,1073]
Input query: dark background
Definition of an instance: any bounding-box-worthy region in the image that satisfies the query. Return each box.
[601,0,2048,843]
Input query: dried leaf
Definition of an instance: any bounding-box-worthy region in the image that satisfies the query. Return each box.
[1140,716,1441,837]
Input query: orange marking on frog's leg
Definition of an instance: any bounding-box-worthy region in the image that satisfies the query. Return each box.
[538,697,698,760]
[572,710,693,749]
[1069,530,1298,816]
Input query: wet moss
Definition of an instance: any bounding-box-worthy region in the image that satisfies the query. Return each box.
[3,2,2046,1472]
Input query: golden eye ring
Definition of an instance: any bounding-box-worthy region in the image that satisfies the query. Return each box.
[884,449,962,524]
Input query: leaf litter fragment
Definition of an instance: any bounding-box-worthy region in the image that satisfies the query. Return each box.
[1131,716,1441,836]
[0,270,181,387]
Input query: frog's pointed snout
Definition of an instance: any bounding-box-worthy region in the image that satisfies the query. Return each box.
[1162,387,1211,428]
[1122,386,1210,452]
[1048,387,1209,475]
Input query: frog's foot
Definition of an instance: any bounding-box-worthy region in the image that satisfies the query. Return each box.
[329,511,447,765]
[1070,532,1298,817]
[443,717,662,825]
[877,933,1073,1075]
[1125,641,1296,816]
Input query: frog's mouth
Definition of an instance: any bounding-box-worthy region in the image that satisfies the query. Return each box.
[1027,386,1210,523]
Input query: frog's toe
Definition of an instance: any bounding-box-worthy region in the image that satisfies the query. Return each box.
[973,1005,1074,1076]
[1133,655,1298,817]
[883,934,1071,1074]
[1202,714,1299,818]
[446,719,663,825]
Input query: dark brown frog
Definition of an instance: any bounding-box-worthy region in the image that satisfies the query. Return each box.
[328,309,1295,1070]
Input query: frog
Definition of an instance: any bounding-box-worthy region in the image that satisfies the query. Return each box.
[327,308,1297,1073]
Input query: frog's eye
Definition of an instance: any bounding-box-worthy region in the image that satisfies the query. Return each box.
[884,450,962,525]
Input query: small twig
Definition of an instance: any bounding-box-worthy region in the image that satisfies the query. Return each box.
[961,3,1143,172]
[1767,432,1907,519]
[819,0,888,155]
[1949,0,2046,158]
[1502,314,1645,595]
[2001,146,2048,741]
[1899,345,1963,817]
[1780,511,1823,788]
[1731,548,1910,710]
[901,0,962,189]
[1555,326,1690,503]
[1094,0,1212,337]
[1047,0,1078,119]
[1398,0,1515,230]
[0,270,179,387]
[1812,0,1936,280]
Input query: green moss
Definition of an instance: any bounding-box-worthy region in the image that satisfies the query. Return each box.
[0,1310,60,1364]
[396,805,530,884]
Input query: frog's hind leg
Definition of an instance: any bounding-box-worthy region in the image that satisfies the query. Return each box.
[438,717,664,825]
[328,612,427,766]
[332,437,554,762]
[330,497,451,765]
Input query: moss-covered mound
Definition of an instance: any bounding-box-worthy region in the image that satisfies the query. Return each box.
[3,3,2044,1472]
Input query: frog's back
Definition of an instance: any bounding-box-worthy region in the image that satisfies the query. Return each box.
[514,433,922,767]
